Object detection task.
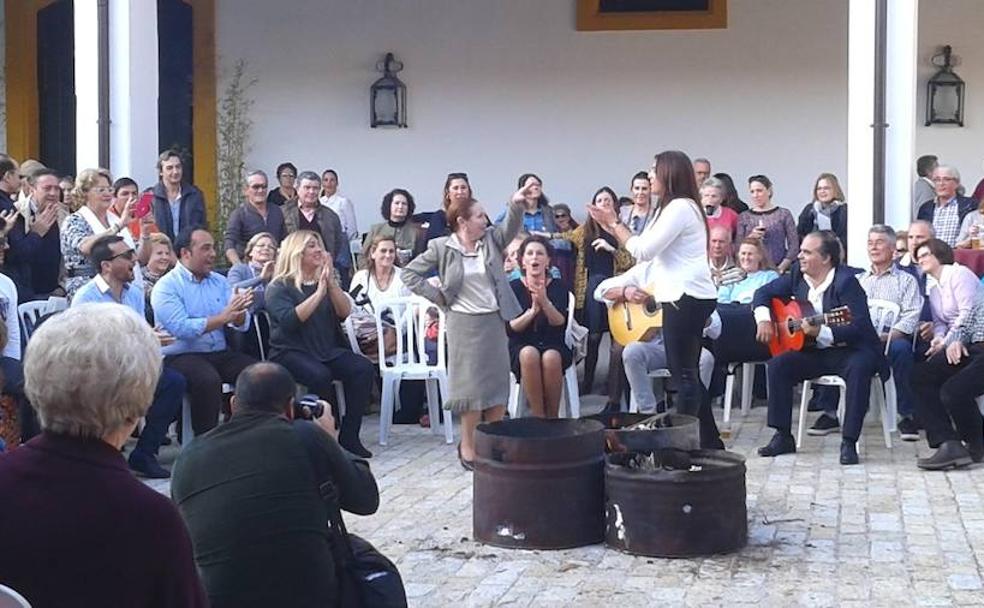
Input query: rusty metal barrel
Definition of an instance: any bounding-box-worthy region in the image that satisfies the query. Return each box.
[584,412,699,453]
[473,418,605,549]
[605,449,747,557]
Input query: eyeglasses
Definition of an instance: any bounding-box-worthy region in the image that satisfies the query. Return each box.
[109,249,136,261]
[249,184,269,190]
[895,248,907,254]
[279,173,296,179]
[90,187,113,194]
[554,213,569,219]
[932,177,957,183]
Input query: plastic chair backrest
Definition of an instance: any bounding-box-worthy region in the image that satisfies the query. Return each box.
[374,296,446,372]
[18,297,68,341]
[0,584,31,608]
[868,298,901,356]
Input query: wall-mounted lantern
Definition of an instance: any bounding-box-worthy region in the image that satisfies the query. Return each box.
[926,45,965,127]
[370,52,407,128]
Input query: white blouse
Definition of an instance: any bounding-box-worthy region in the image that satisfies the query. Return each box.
[350,268,411,304]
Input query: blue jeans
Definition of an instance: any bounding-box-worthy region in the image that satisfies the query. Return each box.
[133,366,186,457]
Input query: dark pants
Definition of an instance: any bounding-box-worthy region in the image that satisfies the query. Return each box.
[912,345,984,449]
[817,337,922,418]
[133,367,186,457]
[273,348,374,446]
[164,350,256,434]
[766,347,882,442]
[662,295,721,447]
[0,357,35,443]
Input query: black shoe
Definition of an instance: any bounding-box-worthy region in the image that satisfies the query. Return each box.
[840,440,859,465]
[917,440,972,470]
[968,442,984,464]
[897,417,920,442]
[758,432,796,457]
[341,439,373,459]
[128,450,171,479]
[457,443,474,472]
[807,414,840,436]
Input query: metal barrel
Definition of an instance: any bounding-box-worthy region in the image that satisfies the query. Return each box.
[605,449,748,557]
[473,418,606,550]
[583,412,699,453]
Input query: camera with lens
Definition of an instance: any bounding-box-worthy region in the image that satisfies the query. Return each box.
[293,394,325,420]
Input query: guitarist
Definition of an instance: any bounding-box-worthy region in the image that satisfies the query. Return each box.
[753,230,884,465]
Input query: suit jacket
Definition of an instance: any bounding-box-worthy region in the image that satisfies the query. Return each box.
[916,195,977,227]
[153,182,209,242]
[402,201,524,321]
[283,202,345,264]
[752,262,882,356]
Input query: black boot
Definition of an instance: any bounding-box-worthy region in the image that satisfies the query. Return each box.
[580,333,603,395]
[917,440,972,470]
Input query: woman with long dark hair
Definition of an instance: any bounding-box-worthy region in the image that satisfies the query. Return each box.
[588,150,722,448]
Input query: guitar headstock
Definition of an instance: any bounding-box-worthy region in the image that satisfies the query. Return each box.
[825,306,853,327]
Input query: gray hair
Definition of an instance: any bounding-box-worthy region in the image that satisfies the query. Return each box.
[868,224,897,241]
[245,169,268,184]
[934,165,961,182]
[24,304,161,439]
[700,176,726,193]
[693,157,711,167]
[909,219,936,237]
[296,171,320,186]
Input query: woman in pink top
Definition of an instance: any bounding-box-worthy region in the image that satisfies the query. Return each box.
[701,176,738,238]
[916,238,984,354]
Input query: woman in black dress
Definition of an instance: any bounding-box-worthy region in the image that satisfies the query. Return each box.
[507,235,572,418]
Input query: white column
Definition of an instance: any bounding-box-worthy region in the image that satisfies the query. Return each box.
[885,0,919,229]
[109,0,159,189]
[74,0,101,171]
[846,0,876,267]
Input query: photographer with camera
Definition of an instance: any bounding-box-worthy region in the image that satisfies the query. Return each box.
[171,362,381,608]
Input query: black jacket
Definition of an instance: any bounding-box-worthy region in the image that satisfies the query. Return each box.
[796,202,848,257]
[152,182,209,242]
[916,195,977,227]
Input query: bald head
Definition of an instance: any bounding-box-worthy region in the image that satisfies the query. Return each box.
[709,226,733,263]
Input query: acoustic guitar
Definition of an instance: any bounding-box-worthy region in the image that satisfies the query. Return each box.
[767,297,853,357]
[609,294,663,346]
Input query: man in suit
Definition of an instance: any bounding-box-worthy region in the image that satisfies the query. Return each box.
[753,230,884,465]
[915,165,976,247]
[152,150,208,242]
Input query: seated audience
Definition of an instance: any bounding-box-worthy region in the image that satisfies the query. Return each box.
[152,150,208,242]
[320,169,358,244]
[267,161,297,206]
[619,172,655,234]
[7,168,64,300]
[142,232,175,319]
[72,235,185,478]
[0,235,27,444]
[0,155,20,214]
[496,173,557,234]
[797,172,848,256]
[955,198,984,249]
[364,188,425,264]
[265,231,374,457]
[227,232,277,313]
[916,165,976,247]
[171,362,379,608]
[702,176,739,237]
[911,238,984,469]
[737,174,799,274]
[709,225,741,287]
[895,229,908,261]
[223,170,287,265]
[416,172,471,243]
[350,234,412,302]
[550,203,577,287]
[717,238,779,304]
[753,231,883,465]
[284,170,347,277]
[62,168,139,300]
[112,176,159,236]
[506,235,571,418]
[152,227,255,434]
[0,303,206,607]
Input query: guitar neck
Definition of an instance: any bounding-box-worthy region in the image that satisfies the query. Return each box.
[792,312,838,331]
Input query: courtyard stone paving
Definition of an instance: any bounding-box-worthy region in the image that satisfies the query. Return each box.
[146,398,984,607]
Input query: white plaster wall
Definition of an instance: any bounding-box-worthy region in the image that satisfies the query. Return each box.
[917,0,984,191]
[217,0,848,230]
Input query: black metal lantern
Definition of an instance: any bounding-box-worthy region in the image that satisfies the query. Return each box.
[925,45,965,127]
[370,53,407,128]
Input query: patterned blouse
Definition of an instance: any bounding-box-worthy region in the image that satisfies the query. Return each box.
[60,212,101,299]
[735,206,799,268]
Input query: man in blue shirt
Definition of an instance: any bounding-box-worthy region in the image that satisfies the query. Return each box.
[152,227,255,435]
[73,235,186,478]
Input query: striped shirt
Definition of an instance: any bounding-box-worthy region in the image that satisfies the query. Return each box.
[858,264,923,335]
[932,197,962,246]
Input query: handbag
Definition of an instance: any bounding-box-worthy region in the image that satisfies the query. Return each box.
[320,480,408,608]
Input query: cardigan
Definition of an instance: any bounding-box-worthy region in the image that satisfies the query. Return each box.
[553,223,633,310]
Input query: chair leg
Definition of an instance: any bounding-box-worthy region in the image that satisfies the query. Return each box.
[564,366,580,419]
[424,379,441,437]
[884,373,898,432]
[507,373,520,419]
[797,381,812,448]
[723,369,736,425]
[181,397,195,447]
[874,378,892,449]
[437,374,453,444]
[740,363,755,415]
[333,380,347,418]
[378,375,396,446]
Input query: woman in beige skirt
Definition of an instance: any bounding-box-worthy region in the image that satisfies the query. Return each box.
[402,185,531,469]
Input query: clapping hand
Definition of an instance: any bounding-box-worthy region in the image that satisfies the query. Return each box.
[946,341,968,365]
[225,288,254,324]
[586,203,618,233]
[591,238,615,253]
[260,260,275,282]
[153,326,176,347]
[0,209,17,236]
[32,204,58,236]
[318,256,334,292]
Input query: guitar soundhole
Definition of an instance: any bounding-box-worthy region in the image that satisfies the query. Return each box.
[644,300,660,315]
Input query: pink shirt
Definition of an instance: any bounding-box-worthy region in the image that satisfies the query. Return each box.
[928,263,984,343]
[706,205,739,237]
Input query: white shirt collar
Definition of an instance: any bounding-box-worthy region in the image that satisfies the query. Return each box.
[805,267,836,294]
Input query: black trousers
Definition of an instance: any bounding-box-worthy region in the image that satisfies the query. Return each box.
[912,344,984,449]
[662,295,721,448]
[766,346,882,442]
[272,348,374,445]
[164,350,257,434]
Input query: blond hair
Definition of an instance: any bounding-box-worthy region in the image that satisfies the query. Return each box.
[147,232,173,251]
[71,168,113,212]
[24,304,161,438]
[362,233,398,277]
[273,230,325,291]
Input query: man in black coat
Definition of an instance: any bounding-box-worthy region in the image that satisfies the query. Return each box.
[752,230,884,465]
[152,150,209,241]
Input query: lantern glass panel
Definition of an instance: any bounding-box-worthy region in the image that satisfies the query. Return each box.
[932,84,960,121]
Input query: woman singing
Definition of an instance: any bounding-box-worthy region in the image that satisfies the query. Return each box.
[402,185,529,470]
[587,150,723,448]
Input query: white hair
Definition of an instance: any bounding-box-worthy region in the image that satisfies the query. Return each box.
[934,165,961,182]
[24,303,161,438]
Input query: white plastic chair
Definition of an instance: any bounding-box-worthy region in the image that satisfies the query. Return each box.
[795,299,900,449]
[375,296,453,446]
[722,362,766,424]
[18,296,68,341]
[0,584,31,608]
[626,368,672,413]
[507,292,581,419]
